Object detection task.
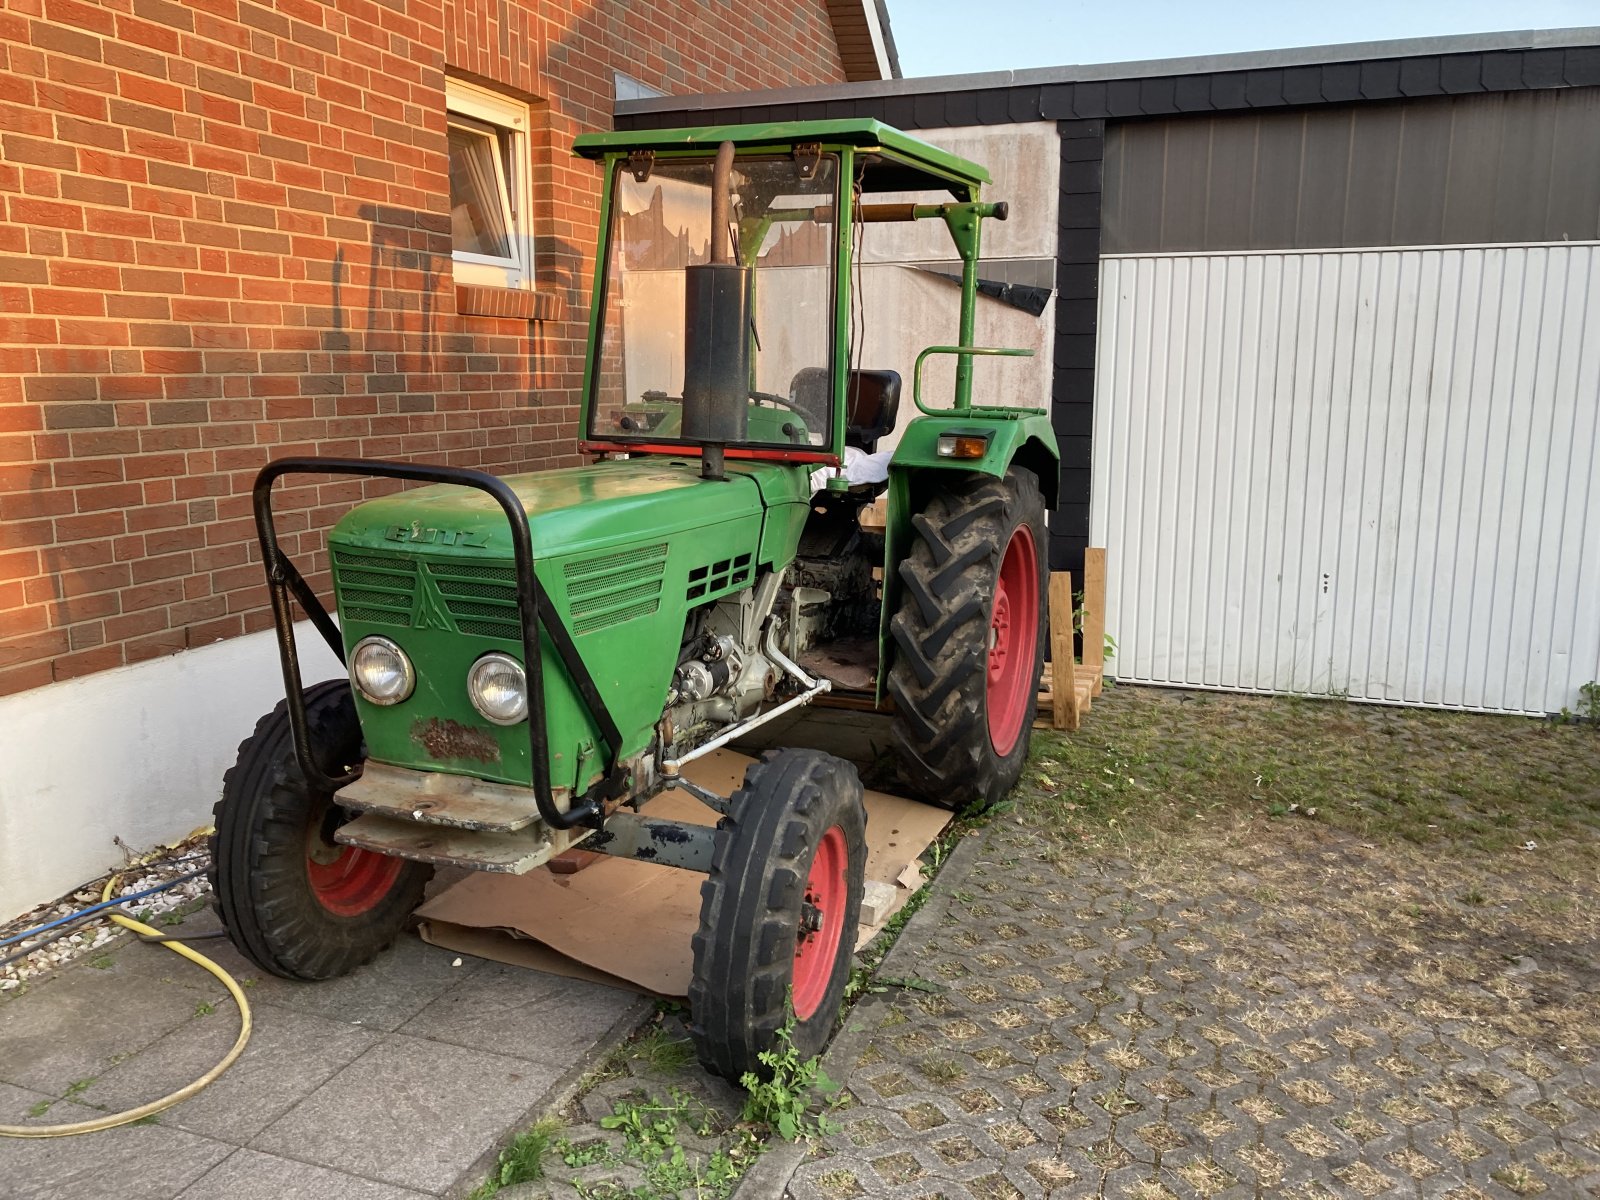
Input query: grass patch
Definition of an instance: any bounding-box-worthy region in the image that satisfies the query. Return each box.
[1023,687,1600,857]
[626,1027,695,1073]
[1012,686,1600,1053]
[469,1117,562,1199]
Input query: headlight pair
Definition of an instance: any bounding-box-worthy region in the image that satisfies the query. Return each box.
[349,637,527,726]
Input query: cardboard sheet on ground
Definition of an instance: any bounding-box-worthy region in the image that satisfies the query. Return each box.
[416,749,949,997]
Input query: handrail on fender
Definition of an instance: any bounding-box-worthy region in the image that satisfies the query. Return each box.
[912,345,1037,416]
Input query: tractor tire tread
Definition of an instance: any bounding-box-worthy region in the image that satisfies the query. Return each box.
[688,749,866,1082]
[209,681,431,981]
[887,468,1047,814]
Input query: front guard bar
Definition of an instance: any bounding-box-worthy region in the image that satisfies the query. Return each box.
[252,457,624,831]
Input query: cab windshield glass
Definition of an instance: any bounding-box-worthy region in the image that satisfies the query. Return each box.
[588,154,838,450]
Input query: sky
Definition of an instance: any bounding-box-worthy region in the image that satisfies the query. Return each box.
[889,0,1597,78]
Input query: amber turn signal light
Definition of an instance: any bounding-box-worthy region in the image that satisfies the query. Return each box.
[935,433,989,459]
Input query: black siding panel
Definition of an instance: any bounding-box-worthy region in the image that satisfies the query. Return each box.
[1050,117,1105,570]
[1054,296,1097,335]
[1244,68,1285,107]
[1566,46,1600,86]
[1054,333,1098,371]
[1007,87,1040,122]
[977,88,1014,124]
[1481,50,1525,91]
[1281,65,1323,105]
[1055,262,1098,300]
[1439,53,1485,93]
[1322,62,1363,102]
[1058,227,1099,261]
[1038,83,1075,119]
[1139,76,1179,115]
[1522,48,1566,89]
[1174,74,1213,112]
[1359,58,1403,99]
[1107,78,1143,115]
[1210,71,1249,110]
[1049,392,1095,436]
[1071,81,1110,118]
[945,90,979,127]
[1061,133,1103,162]
[1399,56,1444,96]
[881,95,918,129]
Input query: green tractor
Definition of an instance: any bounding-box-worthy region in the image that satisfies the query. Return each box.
[213,120,1058,1077]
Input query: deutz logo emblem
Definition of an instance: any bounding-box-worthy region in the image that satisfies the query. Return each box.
[385,524,490,548]
[412,570,455,633]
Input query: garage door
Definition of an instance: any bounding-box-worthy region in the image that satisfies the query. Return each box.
[1089,243,1600,714]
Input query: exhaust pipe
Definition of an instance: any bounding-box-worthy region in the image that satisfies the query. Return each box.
[682,140,749,481]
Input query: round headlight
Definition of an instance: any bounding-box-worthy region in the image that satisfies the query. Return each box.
[350,636,414,706]
[467,653,528,726]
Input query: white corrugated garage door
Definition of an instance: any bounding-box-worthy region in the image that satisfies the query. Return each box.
[1089,243,1600,715]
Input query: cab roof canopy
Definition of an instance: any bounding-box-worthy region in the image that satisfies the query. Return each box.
[573,118,988,199]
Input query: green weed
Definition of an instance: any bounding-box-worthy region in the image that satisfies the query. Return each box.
[739,1017,841,1142]
[583,1089,756,1199]
[1579,681,1600,724]
[469,1117,562,1199]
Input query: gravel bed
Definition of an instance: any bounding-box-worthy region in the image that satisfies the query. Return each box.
[0,841,214,994]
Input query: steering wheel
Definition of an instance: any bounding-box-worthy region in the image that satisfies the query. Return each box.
[748,388,803,413]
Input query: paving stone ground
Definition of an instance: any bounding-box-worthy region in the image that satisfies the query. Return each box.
[0,900,648,1198]
[783,689,1600,1200]
[3,690,1596,1200]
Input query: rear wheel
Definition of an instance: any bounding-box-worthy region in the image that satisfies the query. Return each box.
[888,467,1047,814]
[688,749,867,1081]
[210,681,431,980]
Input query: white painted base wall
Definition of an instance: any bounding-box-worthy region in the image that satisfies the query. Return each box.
[1091,242,1600,715]
[0,625,342,921]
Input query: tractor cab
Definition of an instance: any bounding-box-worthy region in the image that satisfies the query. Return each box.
[571,120,1014,481]
[216,121,1058,1083]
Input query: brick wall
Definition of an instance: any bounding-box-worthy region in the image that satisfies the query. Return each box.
[0,0,848,697]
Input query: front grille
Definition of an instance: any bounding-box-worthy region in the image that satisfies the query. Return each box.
[431,563,518,641]
[333,548,519,640]
[334,543,665,642]
[563,543,667,635]
[332,549,416,628]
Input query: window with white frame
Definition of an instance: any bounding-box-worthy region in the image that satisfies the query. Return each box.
[446,79,533,289]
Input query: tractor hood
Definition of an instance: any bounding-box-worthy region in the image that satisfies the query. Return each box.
[323,456,810,791]
[329,457,764,559]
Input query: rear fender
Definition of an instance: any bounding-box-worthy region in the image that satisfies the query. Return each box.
[876,413,1058,703]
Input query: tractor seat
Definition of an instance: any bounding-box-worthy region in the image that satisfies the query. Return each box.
[788,368,902,454]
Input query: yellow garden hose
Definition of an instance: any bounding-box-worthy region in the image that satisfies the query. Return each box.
[0,868,253,1139]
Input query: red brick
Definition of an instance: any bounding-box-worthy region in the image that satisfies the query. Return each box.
[0,0,849,696]
[52,643,126,680]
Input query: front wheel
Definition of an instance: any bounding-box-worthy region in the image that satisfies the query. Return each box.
[888,467,1048,814]
[209,681,431,980]
[688,749,867,1081]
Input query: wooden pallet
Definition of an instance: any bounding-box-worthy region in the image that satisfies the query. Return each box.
[1033,547,1107,732]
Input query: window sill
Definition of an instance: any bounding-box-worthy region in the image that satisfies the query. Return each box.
[456,284,564,322]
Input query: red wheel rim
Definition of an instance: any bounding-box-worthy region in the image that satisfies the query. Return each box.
[792,825,848,1020]
[986,522,1039,757]
[306,806,404,918]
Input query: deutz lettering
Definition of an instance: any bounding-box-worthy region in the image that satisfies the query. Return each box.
[383,525,490,548]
